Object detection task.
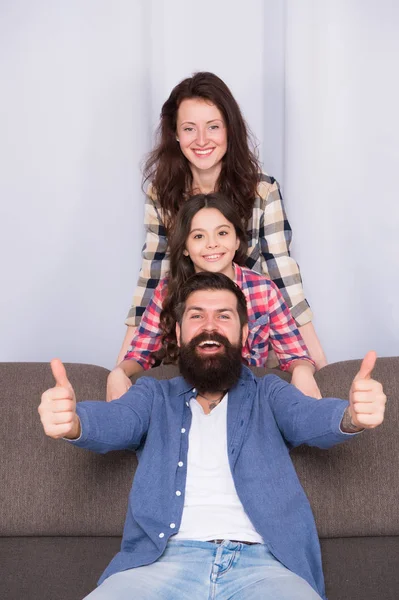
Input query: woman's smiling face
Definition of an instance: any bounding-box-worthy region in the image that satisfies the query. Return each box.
[184,207,239,279]
[176,98,228,176]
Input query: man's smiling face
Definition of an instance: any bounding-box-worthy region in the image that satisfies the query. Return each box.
[175,288,248,394]
[176,289,246,355]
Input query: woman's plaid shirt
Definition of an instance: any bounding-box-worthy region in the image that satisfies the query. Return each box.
[126,174,312,328]
[124,264,314,371]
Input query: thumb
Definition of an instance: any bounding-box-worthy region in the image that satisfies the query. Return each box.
[353,350,377,382]
[51,358,71,388]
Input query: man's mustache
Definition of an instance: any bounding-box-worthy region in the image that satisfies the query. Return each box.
[189,331,231,349]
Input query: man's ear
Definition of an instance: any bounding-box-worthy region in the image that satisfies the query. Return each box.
[241,323,249,347]
[175,322,181,347]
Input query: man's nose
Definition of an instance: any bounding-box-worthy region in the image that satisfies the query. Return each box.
[201,320,219,332]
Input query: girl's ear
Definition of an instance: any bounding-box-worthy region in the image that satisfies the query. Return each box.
[235,237,240,251]
[183,248,189,256]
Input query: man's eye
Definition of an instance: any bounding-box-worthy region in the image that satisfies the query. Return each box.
[219,314,230,319]
[190,314,201,319]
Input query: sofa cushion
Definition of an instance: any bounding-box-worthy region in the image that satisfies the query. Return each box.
[1,359,397,540]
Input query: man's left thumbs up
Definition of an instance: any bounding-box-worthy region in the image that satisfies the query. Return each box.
[349,351,387,429]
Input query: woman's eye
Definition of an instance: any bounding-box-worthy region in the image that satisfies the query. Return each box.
[219,230,228,236]
[193,234,203,239]
[183,127,194,132]
[209,125,219,130]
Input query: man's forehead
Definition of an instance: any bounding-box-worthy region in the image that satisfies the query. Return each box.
[184,289,238,312]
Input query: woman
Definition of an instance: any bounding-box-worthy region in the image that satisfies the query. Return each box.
[107,194,321,400]
[117,72,327,369]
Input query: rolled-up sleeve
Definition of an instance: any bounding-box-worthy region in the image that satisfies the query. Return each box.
[124,280,167,369]
[258,178,313,327]
[125,186,170,326]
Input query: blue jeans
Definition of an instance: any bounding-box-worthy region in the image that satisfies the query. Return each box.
[84,540,322,599]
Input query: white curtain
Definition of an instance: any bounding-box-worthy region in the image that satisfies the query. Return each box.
[0,0,397,367]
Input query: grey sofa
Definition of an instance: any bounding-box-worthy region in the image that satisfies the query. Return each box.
[1,358,398,600]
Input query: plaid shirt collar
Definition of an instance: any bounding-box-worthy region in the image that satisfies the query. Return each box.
[232,262,244,288]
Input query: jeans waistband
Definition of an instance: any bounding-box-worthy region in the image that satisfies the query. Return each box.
[207,539,260,545]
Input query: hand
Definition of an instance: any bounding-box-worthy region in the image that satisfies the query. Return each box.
[291,365,322,399]
[348,351,386,429]
[38,359,80,439]
[106,367,132,402]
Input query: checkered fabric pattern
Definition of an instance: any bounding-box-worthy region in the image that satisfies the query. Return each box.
[124,264,315,371]
[125,174,313,328]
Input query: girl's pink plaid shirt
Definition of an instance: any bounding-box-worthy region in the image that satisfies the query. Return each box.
[124,264,315,371]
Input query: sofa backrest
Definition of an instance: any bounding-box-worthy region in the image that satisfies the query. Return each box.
[1,358,398,540]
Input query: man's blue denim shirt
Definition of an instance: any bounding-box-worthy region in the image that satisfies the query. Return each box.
[70,366,355,599]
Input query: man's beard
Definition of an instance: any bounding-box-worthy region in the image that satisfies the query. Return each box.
[178,331,243,394]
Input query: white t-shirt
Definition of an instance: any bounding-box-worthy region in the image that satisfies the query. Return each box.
[174,393,263,543]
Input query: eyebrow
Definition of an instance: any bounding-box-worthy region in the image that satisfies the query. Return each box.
[186,307,235,314]
[189,224,232,234]
[180,119,224,126]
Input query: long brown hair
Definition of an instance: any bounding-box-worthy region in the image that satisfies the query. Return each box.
[143,72,261,229]
[155,193,248,364]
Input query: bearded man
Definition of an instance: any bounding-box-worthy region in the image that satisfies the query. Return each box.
[38,272,387,600]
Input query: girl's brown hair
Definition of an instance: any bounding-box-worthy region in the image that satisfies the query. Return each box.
[154,192,248,364]
[143,72,261,229]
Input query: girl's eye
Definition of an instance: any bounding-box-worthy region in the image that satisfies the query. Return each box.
[193,234,203,239]
[218,230,228,236]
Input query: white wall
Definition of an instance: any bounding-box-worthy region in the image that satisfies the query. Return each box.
[284,0,399,362]
[0,0,397,368]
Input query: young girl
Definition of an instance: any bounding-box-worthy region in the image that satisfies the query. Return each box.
[107,194,321,400]
[117,72,327,371]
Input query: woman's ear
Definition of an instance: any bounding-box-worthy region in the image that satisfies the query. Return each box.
[183,248,189,256]
[235,237,240,251]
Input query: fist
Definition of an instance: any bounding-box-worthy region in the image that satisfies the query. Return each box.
[106,367,132,402]
[38,359,80,439]
[349,351,387,429]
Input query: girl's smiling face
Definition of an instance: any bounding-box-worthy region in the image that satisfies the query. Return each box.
[184,208,239,279]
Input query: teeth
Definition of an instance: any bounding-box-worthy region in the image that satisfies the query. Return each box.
[195,149,213,155]
[204,254,222,259]
[199,340,221,347]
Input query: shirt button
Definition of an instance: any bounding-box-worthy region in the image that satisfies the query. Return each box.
[178,461,183,467]
[181,428,186,433]
[175,490,181,496]
[159,532,165,538]
[170,523,176,529]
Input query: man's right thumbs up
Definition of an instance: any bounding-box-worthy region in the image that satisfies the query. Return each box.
[51,358,72,389]
[38,359,81,440]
